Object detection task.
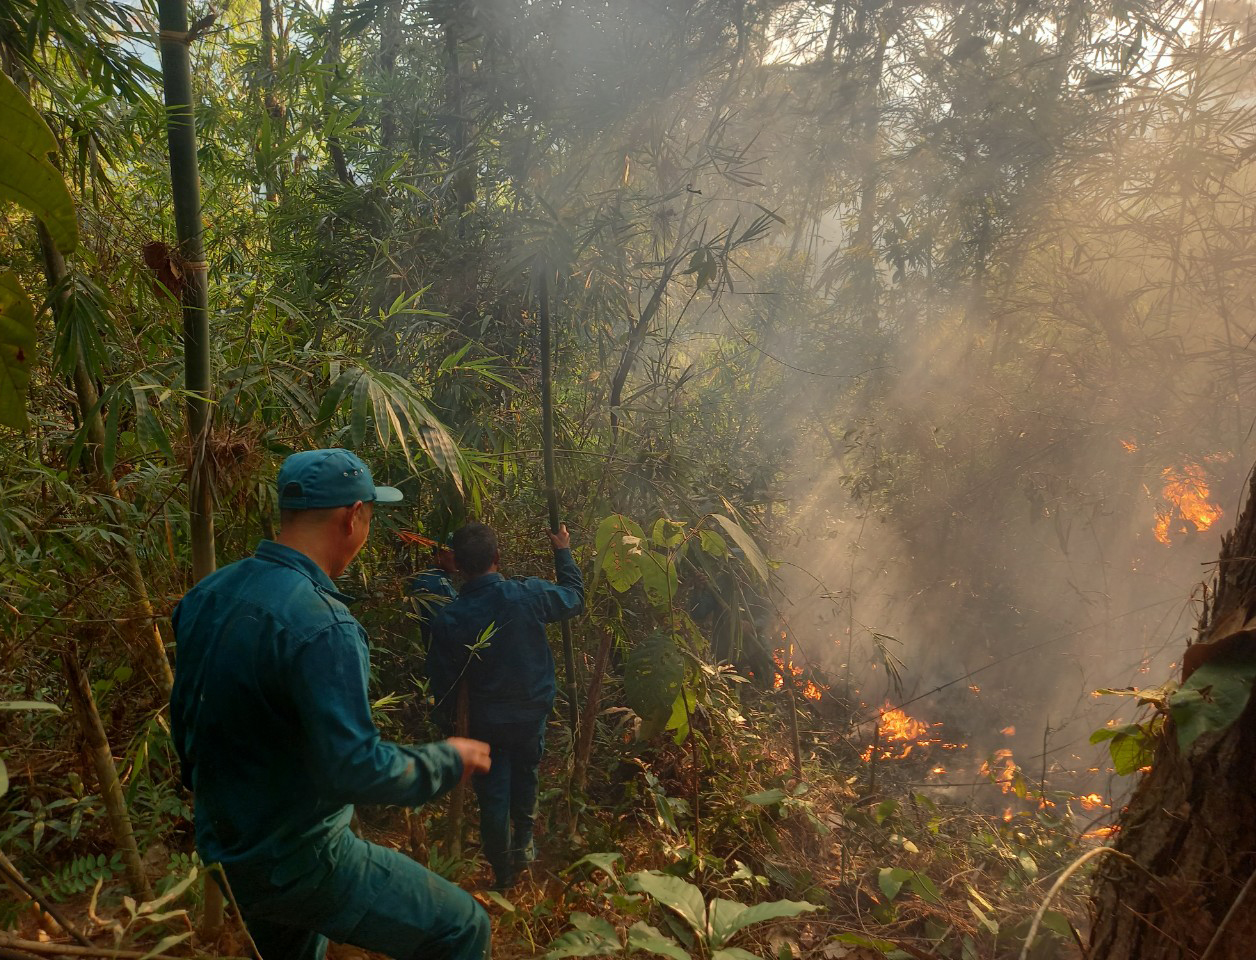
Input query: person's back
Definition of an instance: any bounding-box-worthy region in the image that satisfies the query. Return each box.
[427,523,583,888]
[172,545,374,868]
[170,449,492,960]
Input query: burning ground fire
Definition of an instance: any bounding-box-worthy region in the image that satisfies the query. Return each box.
[860,700,1114,831]
[1150,460,1224,545]
[772,646,824,701]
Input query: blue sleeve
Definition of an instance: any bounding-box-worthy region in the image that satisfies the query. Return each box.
[530,547,585,623]
[290,624,463,806]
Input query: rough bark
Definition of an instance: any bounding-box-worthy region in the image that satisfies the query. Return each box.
[1088,471,1256,960]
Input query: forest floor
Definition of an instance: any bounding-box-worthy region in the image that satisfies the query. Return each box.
[5,702,1105,960]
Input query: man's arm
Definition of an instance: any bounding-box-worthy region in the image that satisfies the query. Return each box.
[291,625,487,806]
[533,524,585,623]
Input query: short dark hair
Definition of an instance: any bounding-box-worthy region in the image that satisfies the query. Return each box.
[452,522,498,576]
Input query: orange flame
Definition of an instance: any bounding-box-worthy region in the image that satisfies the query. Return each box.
[772,649,825,701]
[1077,793,1107,811]
[1154,462,1223,545]
[861,705,937,762]
[1001,725,1016,736]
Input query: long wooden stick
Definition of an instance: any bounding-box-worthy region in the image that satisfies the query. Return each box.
[62,642,152,901]
[446,682,470,859]
[571,626,614,793]
[539,270,580,738]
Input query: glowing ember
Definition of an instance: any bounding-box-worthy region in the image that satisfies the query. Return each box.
[1154,461,1223,545]
[1083,826,1117,841]
[1120,439,1138,453]
[1002,808,1014,822]
[1001,725,1015,736]
[1077,793,1107,811]
[968,684,981,694]
[931,765,946,775]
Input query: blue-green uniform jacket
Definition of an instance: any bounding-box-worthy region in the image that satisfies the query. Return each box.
[170,541,463,911]
[426,548,584,728]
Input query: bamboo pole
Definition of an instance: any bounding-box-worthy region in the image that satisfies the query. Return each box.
[538,270,580,738]
[62,642,152,901]
[155,4,220,934]
[156,0,216,585]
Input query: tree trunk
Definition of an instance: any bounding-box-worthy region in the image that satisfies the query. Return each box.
[63,643,152,901]
[323,0,353,185]
[1088,471,1256,960]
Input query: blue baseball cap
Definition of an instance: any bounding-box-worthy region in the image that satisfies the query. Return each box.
[276,449,403,509]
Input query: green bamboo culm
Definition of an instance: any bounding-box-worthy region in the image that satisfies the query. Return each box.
[539,269,580,737]
[157,0,216,584]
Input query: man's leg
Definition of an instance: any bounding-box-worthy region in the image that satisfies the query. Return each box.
[337,843,490,960]
[508,721,546,874]
[238,914,328,960]
[471,741,513,887]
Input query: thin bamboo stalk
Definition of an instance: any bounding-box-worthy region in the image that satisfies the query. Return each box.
[62,642,152,901]
[35,224,173,697]
[571,626,615,793]
[0,850,91,947]
[446,682,470,859]
[539,271,580,737]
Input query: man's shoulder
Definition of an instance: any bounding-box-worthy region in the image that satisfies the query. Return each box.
[179,555,358,637]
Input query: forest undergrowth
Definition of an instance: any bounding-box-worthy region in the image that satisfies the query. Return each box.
[1,646,1100,960]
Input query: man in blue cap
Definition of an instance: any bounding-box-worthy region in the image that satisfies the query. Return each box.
[170,449,492,960]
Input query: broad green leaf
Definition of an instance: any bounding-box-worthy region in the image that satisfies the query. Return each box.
[1039,910,1073,939]
[1090,723,1154,775]
[908,872,942,905]
[1168,656,1256,751]
[627,922,689,960]
[545,913,622,959]
[829,932,897,954]
[562,851,624,884]
[623,635,684,723]
[628,872,707,939]
[711,515,770,582]
[652,518,686,548]
[878,867,912,902]
[483,891,515,912]
[744,789,787,806]
[0,700,62,712]
[708,898,821,948]
[712,949,762,960]
[138,867,198,914]
[0,757,7,798]
[0,71,79,252]
[0,271,37,431]
[638,551,679,608]
[699,529,728,558]
[595,514,646,593]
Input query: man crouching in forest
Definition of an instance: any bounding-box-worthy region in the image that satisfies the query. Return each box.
[427,522,584,890]
[169,449,492,960]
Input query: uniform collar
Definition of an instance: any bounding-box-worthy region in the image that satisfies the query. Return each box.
[255,540,357,603]
[461,572,504,593]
